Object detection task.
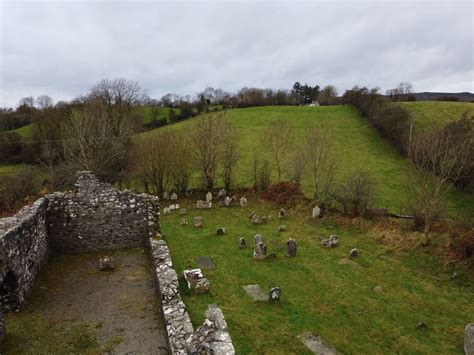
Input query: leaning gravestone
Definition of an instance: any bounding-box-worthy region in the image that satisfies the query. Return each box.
[254,234,264,246]
[286,239,297,257]
[312,206,321,219]
[194,216,204,228]
[298,332,337,355]
[196,256,215,270]
[242,284,269,301]
[465,323,474,355]
[269,287,281,301]
[279,208,287,219]
[240,197,248,207]
[184,269,210,294]
[216,227,226,235]
[253,242,267,260]
[239,237,247,249]
[206,191,213,202]
[321,235,339,248]
[163,207,171,215]
[170,192,178,200]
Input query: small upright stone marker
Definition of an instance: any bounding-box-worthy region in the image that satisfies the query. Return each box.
[170,192,178,200]
[180,218,188,226]
[239,237,247,249]
[99,256,114,271]
[194,216,204,228]
[254,234,263,246]
[286,238,297,257]
[269,287,281,301]
[163,207,171,215]
[350,248,358,257]
[162,191,169,200]
[277,225,286,232]
[312,206,321,219]
[278,208,287,219]
[206,191,213,202]
[240,197,248,207]
[216,227,225,235]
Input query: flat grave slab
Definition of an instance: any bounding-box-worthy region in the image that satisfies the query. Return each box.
[196,256,215,270]
[298,332,337,355]
[242,284,269,301]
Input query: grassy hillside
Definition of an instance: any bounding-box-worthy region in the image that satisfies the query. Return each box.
[399,101,474,130]
[140,105,473,216]
[162,199,473,354]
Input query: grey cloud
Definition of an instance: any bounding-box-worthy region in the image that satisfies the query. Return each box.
[0,0,472,107]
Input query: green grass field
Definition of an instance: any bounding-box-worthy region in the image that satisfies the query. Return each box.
[162,198,473,354]
[399,101,474,130]
[139,105,474,216]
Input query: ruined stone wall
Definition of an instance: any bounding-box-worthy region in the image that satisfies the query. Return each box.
[149,238,234,354]
[0,198,49,312]
[47,172,160,254]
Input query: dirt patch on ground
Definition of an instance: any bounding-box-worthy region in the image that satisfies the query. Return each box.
[3,248,168,354]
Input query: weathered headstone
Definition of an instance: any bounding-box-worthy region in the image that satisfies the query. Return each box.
[312,206,321,219]
[197,200,212,209]
[99,256,114,271]
[162,191,169,200]
[269,287,281,301]
[216,227,226,235]
[226,195,238,207]
[206,191,213,202]
[286,238,297,257]
[239,237,247,249]
[169,204,176,211]
[240,197,248,207]
[321,235,339,248]
[196,256,215,270]
[194,216,204,228]
[465,323,474,355]
[170,192,178,200]
[184,268,209,294]
[180,218,188,226]
[254,234,264,246]
[259,216,268,224]
[242,284,269,301]
[279,208,287,219]
[251,214,260,225]
[163,207,171,215]
[350,248,358,257]
[195,278,210,294]
[253,242,267,260]
[218,188,226,200]
[277,225,286,232]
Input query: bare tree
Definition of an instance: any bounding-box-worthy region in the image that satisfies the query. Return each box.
[190,112,234,190]
[221,124,239,191]
[18,96,34,108]
[317,85,338,105]
[36,95,53,110]
[89,78,146,134]
[267,119,293,181]
[407,128,473,244]
[333,170,376,217]
[133,130,181,195]
[302,125,336,205]
[61,99,130,182]
[386,82,414,102]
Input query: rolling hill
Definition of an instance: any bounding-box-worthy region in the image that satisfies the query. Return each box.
[139,105,474,216]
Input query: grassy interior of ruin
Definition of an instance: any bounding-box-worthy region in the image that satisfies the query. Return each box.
[161,197,473,354]
[2,248,167,354]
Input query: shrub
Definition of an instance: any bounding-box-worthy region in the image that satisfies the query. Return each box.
[333,170,376,217]
[0,170,38,213]
[448,220,474,265]
[262,181,304,206]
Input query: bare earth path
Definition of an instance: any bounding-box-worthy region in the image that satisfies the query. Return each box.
[2,248,169,354]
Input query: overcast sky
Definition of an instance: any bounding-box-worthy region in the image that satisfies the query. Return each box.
[0,0,472,107]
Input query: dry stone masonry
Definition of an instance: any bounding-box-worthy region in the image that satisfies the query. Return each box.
[0,171,235,353]
[149,238,234,354]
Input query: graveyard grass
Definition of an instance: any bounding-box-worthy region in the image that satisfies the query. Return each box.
[139,105,474,216]
[161,198,473,354]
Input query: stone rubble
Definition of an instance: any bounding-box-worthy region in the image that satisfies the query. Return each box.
[321,235,339,248]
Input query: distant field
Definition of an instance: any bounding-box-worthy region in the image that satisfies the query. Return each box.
[140,105,474,216]
[399,101,474,130]
[0,164,33,176]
